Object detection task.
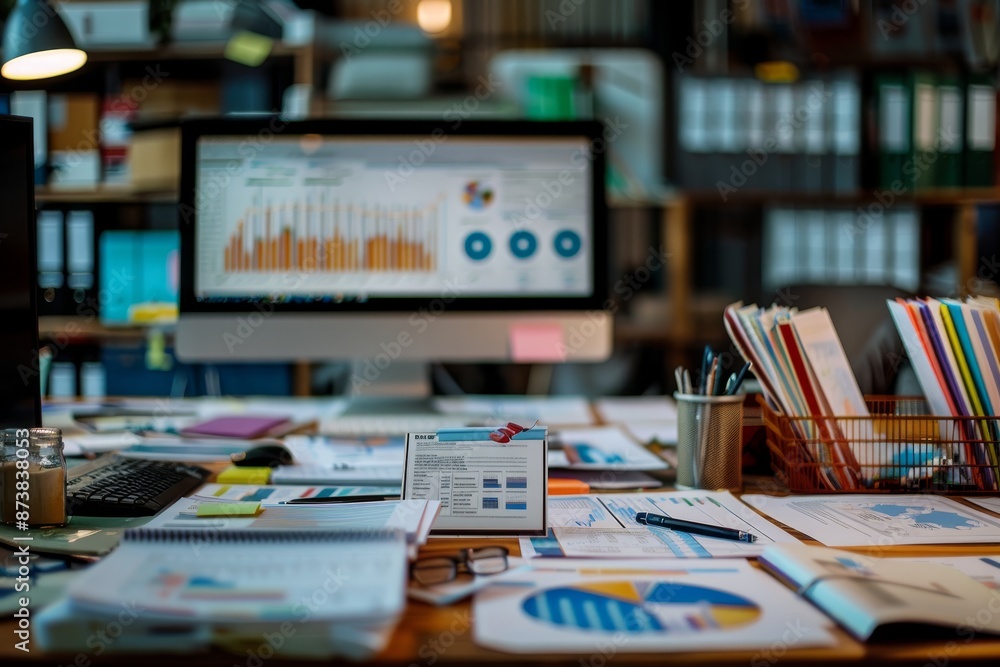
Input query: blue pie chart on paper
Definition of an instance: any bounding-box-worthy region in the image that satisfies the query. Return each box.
[521,581,760,634]
[464,232,492,261]
[553,230,582,258]
[509,231,538,259]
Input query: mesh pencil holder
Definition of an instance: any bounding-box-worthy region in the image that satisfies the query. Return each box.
[674,393,743,491]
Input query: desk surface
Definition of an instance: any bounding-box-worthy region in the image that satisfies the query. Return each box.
[6,397,1000,665]
[7,509,1000,665]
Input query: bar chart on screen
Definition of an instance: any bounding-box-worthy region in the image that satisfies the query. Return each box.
[220,195,443,274]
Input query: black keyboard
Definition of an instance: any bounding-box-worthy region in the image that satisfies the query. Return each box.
[67,454,210,517]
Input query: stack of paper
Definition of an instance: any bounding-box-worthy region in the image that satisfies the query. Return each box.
[888,296,1000,490]
[143,496,439,554]
[724,302,870,489]
[273,434,405,486]
[521,490,799,559]
[37,526,409,660]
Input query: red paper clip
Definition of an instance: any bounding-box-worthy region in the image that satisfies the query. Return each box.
[489,419,539,443]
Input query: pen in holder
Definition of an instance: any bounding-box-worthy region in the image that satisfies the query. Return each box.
[674,393,743,492]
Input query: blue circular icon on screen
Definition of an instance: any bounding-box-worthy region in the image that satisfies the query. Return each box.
[464,232,493,261]
[509,231,538,259]
[553,230,582,258]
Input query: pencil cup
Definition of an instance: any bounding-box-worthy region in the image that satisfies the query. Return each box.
[673,393,743,492]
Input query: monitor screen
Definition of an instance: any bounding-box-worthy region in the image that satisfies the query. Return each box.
[178,119,610,364]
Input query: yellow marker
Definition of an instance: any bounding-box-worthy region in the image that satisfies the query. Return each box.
[196,502,262,518]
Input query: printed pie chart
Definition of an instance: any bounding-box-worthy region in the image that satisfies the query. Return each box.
[464,232,493,261]
[509,231,538,259]
[521,580,760,634]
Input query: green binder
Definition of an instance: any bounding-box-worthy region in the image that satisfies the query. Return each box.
[965,73,998,187]
[936,74,964,188]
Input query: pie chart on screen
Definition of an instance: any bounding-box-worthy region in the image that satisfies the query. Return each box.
[521,580,760,634]
[463,181,494,210]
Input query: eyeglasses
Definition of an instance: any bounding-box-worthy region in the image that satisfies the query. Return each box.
[410,546,510,586]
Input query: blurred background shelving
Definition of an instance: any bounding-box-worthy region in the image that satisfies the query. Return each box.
[2,0,998,398]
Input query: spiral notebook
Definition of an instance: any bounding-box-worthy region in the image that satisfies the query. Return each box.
[65,527,407,623]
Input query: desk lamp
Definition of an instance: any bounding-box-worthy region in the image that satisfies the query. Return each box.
[1,0,87,80]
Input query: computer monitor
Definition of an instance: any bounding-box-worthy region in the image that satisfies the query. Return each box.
[0,116,42,427]
[177,119,611,394]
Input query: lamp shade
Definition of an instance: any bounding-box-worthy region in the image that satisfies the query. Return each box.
[2,0,86,80]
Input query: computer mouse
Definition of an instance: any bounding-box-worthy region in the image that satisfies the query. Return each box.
[231,444,294,468]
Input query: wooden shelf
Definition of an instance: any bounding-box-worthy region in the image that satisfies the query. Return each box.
[83,43,302,63]
[38,316,174,342]
[35,186,177,204]
[677,188,1000,206]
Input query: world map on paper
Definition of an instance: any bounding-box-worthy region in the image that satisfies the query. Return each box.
[856,503,984,530]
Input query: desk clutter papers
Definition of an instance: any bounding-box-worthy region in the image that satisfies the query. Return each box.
[887,297,1000,490]
[549,426,668,471]
[274,435,405,486]
[520,491,799,559]
[433,396,595,426]
[760,544,1000,641]
[742,494,1000,546]
[724,302,872,490]
[143,496,439,549]
[473,559,837,654]
[593,396,679,444]
[965,496,1000,515]
[193,483,398,503]
[548,469,662,490]
[36,527,408,660]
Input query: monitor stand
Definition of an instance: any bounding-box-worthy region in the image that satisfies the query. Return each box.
[343,361,436,417]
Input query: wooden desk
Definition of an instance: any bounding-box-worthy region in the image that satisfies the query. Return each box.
[6,529,1000,665]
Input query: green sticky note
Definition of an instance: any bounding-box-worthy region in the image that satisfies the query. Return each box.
[196,502,262,518]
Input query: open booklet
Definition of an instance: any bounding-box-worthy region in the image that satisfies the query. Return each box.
[760,543,1000,641]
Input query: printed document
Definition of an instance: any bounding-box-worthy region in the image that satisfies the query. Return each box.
[742,494,1000,546]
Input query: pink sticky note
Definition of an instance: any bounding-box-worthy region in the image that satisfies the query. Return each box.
[510,324,567,362]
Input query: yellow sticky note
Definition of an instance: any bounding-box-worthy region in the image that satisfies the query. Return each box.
[217,466,271,485]
[196,502,262,518]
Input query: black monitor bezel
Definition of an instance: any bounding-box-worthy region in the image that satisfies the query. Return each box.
[0,115,42,428]
[179,118,608,313]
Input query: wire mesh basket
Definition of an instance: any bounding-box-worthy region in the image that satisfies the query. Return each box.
[760,396,1000,493]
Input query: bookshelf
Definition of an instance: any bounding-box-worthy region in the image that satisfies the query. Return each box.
[9,0,1000,398]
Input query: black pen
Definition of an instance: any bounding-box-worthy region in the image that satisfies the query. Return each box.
[634,511,758,543]
[280,495,398,505]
